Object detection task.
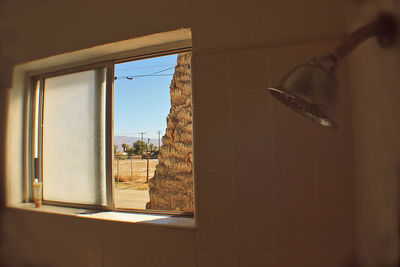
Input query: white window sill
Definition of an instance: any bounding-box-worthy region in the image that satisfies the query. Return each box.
[7,203,196,229]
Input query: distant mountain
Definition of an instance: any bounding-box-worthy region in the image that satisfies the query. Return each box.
[114,136,161,151]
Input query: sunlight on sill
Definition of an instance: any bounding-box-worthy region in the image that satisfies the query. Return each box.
[7,203,196,229]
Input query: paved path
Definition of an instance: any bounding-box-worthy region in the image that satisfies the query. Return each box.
[115,188,150,209]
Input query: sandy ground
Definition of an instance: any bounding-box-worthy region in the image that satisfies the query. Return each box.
[115,187,150,209]
[114,159,158,182]
[114,158,156,209]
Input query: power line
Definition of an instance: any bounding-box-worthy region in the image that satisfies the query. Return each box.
[116,64,176,72]
[115,74,174,80]
[146,66,175,75]
[114,66,176,80]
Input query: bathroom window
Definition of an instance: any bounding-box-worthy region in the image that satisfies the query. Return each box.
[29,48,194,215]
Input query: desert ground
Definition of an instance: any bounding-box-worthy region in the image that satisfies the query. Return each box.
[114,158,158,209]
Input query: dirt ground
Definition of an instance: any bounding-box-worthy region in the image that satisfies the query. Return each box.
[115,184,150,209]
[114,159,157,209]
[114,158,158,182]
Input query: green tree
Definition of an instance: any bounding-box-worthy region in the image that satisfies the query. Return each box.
[122,143,128,152]
[126,147,135,156]
[132,140,147,155]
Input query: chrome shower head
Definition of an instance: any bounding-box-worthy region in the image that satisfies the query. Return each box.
[268,13,398,128]
[268,54,339,128]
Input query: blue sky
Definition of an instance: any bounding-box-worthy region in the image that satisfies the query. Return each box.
[114,54,178,139]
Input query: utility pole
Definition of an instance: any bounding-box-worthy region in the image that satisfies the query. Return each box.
[157,130,161,149]
[146,138,150,183]
[139,132,146,142]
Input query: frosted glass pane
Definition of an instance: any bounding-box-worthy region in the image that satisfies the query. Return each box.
[42,69,106,205]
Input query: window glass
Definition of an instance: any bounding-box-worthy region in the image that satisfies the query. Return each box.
[42,69,106,205]
[114,52,193,212]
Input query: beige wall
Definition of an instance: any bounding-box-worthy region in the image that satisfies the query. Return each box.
[344,1,400,266]
[2,0,393,266]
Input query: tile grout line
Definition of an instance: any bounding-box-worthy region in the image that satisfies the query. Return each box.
[100,221,106,267]
[266,49,278,267]
[313,127,319,266]
[228,52,238,267]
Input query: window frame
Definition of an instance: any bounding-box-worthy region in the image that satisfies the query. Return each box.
[26,46,193,216]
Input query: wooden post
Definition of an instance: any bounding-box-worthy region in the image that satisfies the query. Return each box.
[146,138,150,183]
[130,156,132,181]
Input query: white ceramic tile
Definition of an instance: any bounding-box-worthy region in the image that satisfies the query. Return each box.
[317,170,355,251]
[1,210,54,266]
[193,0,344,51]
[236,214,274,250]
[276,170,316,251]
[192,53,229,100]
[53,215,79,266]
[232,132,273,174]
[273,128,315,176]
[22,212,56,263]
[76,236,103,267]
[195,93,231,135]
[197,248,234,267]
[132,242,162,267]
[197,178,235,253]
[197,221,234,252]
[315,126,354,171]
[196,174,234,220]
[277,250,316,267]
[130,224,161,244]
[161,228,196,248]
[162,245,196,267]
[317,250,356,267]
[235,172,273,213]
[103,237,132,267]
[102,220,132,240]
[230,49,268,93]
[235,173,274,251]
[74,217,102,238]
[196,133,233,174]
[231,91,270,132]
[237,247,273,267]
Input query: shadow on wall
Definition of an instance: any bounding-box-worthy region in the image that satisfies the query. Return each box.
[0,210,54,267]
[0,38,10,266]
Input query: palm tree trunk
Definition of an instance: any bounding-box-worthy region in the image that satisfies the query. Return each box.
[146,53,193,212]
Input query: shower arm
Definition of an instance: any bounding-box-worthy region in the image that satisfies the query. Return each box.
[334,14,398,60]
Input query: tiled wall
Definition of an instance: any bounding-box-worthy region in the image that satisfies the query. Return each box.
[193,40,355,266]
[343,1,400,264]
[1,209,197,267]
[1,39,356,266]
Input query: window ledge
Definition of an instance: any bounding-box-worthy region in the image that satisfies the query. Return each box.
[6,203,196,229]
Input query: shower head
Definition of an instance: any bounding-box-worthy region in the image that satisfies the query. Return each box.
[269,54,339,128]
[268,13,398,128]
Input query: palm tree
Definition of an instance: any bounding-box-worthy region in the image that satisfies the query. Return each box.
[121,143,128,152]
[147,52,193,212]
